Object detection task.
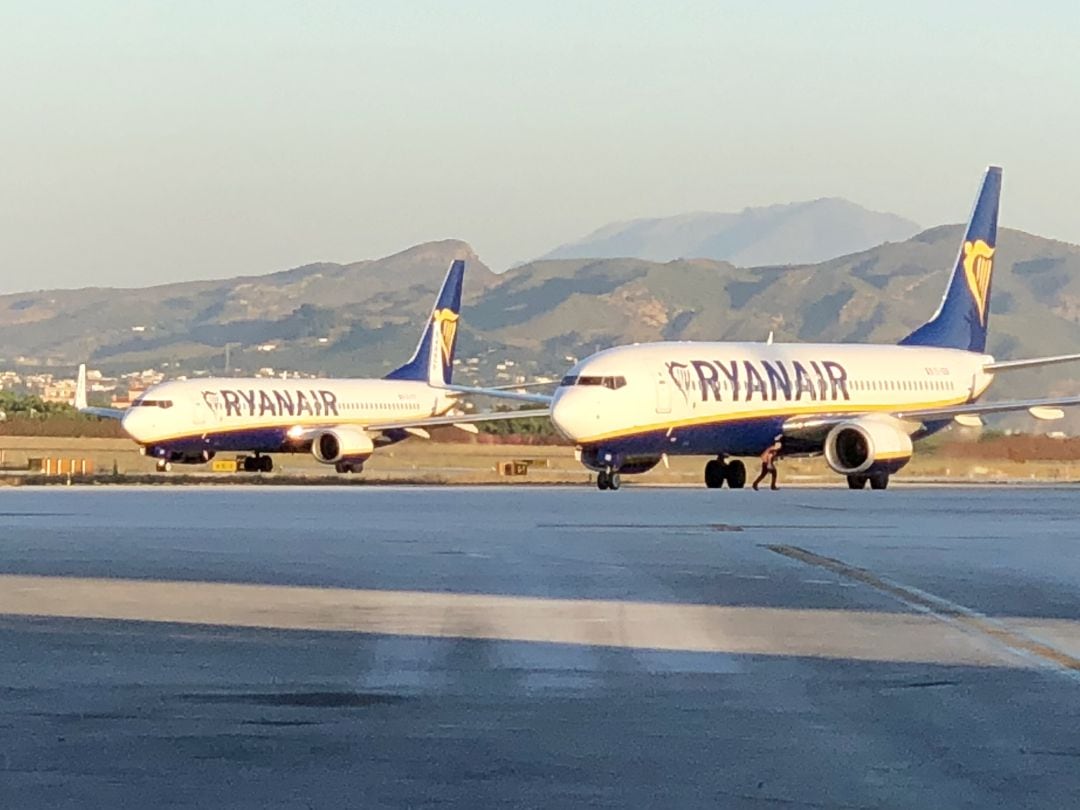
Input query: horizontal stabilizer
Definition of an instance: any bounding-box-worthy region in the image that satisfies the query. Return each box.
[984,352,1080,372]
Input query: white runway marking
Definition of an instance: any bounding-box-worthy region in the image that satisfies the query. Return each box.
[768,544,1080,678]
[0,573,1044,668]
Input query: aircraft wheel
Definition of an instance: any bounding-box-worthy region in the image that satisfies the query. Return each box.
[847,475,867,490]
[241,456,257,473]
[259,456,274,473]
[156,460,171,473]
[726,460,747,489]
[608,472,621,491]
[596,470,609,490]
[704,459,725,489]
[335,461,362,474]
[869,472,889,490]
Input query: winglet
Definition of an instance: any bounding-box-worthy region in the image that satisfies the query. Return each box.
[75,363,88,410]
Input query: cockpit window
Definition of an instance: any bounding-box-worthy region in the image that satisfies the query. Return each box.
[132,398,173,409]
[560,375,627,390]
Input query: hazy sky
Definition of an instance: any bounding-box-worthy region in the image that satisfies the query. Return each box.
[2,1,1078,293]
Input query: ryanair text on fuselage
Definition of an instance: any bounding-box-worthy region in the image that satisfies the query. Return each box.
[204,388,345,419]
[668,358,851,403]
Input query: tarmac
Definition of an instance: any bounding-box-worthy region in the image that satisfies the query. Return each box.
[2,485,1080,808]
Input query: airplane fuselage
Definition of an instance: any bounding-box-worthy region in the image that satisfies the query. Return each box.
[551,342,994,470]
[122,377,456,460]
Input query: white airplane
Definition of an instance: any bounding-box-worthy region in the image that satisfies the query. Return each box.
[77,260,548,473]
[548,166,1080,490]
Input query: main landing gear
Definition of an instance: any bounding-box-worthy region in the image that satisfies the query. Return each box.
[847,472,889,490]
[596,468,621,491]
[335,461,364,474]
[704,457,746,489]
[241,454,273,473]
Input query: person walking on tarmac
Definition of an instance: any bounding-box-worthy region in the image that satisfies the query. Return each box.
[752,439,783,491]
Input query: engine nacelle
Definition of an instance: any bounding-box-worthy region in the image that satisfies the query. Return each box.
[823,415,913,476]
[311,427,374,465]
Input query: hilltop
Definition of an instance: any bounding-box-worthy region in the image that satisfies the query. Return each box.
[538,198,921,265]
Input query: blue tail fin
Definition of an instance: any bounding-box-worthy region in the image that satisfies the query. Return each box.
[900,166,1002,353]
[385,260,465,385]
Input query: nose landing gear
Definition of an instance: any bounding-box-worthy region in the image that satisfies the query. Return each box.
[596,468,621,491]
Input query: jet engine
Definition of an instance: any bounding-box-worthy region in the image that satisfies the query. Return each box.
[823,415,913,475]
[310,427,375,465]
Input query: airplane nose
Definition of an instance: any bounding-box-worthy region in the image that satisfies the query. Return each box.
[120,409,152,442]
[550,390,595,442]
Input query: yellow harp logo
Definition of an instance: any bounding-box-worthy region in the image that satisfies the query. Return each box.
[432,308,459,367]
[962,239,994,324]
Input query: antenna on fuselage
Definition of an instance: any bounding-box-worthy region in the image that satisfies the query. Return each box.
[765,331,774,345]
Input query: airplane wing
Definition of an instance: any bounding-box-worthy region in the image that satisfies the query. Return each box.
[75,363,127,420]
[783,394,1080,444]
[284,408,551,443]
[372,407,550,432]
[437,384,554,405]
[80,406,128,420]
[472,380,558,391]
[895,395,1080,421]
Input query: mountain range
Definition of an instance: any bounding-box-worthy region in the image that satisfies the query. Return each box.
[538,198,921,265]
[3,226,1080,430]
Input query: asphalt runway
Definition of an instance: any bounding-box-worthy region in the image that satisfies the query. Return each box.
[2,486,1080,808]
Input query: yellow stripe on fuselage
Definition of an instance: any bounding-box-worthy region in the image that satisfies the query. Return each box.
[573,396,970,445]
[136,412,445,446]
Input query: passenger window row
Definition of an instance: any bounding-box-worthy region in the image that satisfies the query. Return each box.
[341,402,414,411]
[851,379,956,392]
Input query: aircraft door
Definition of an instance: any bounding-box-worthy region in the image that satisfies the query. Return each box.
[656,374,672,414]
